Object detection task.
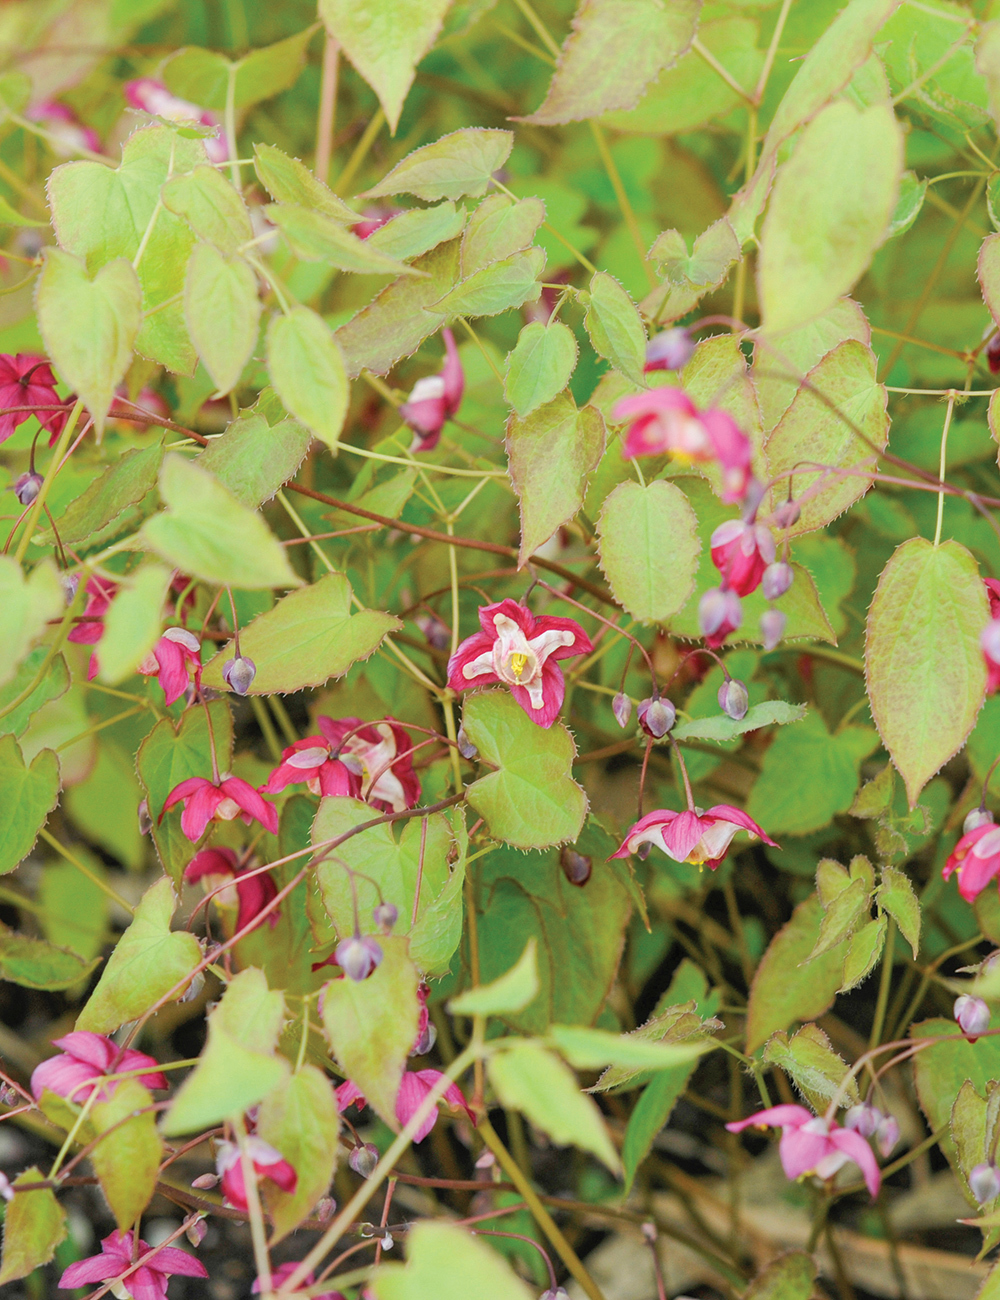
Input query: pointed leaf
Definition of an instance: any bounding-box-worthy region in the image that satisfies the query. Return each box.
[504,321,578,418]
[877,866,921,958]
[449,940,540,1016]
[253,143,359,222]
[161,165,254,253]
[461,194,545,277]
[257,1064,340,1242]
[362,127,513,200]
[0,1167,67,1283]
[584,271,646,385]
[671,701,805,743]
[368,200,467,262]
[0,650,69,739]
[90,1079,162,1230]
[548,1023,707,1073]
[267,305,349,450]
[195,410,311,508]
[0,924,100,990]
[36,443,164,547]
[840,914,887,992]
[432,246,544,318]
[597,479,700,625]
[266,204,419,276]
[0,735,60,875]
[184,243,262,394]
[763,1025,857,1113]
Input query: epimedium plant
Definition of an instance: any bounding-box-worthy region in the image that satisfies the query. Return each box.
[8,0,1000,1298]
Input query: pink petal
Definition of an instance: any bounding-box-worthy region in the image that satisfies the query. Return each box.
[662,810,708,863]
[478,598,535,641]
[153,1247,208,1279]
[441,327,464,414]
[703,805,779,849]
[59,1254,125,1288]
[829,1126,881,1197]
[125,1265,170,1300]
[336,1079,365,1111]
[531,614,593,662]
[611,387,696,423]
[395,1072,438,1142]
[318,715,354,746]
[778,1126,833,1182]
[161,776,211,818]
[220,777,279,835]
[414,1069,474,1123]
[235,870,279,931]
[31,1055,101,1102]
[184,847,239,883]
[725,1104,813,1134]
[179,784,222,841]
[261,1156,297,1194]
[509,657,565,728]
[611,809,678,859]
[117,1047,169,1092]
[317,758,361,798]
[447,631,497,691]
[52,1031,116,1071]
[260,760,307,794]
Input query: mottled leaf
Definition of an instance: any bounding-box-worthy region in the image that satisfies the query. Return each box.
[597,480,700,625]
[362,127,513,199]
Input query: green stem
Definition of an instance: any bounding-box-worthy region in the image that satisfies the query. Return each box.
[868,918,896,1053]
[589,121,655,289]
[39,828,134,914]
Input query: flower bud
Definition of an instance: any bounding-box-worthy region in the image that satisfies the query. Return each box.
[60,572,79,605]
[414,610,451,650]
[844,1102,881,1139]
[186,1216,207,1247]
[772,499,801,529]
[760,608,786,652]
[560,846,593,887]
[13,471,42,506]
[637,695,676,738]
[983,618,1000,664]
[314,1195,336,1221]
[222,655,256,695]
[349,1143,379,1178]
[457,725,477,760]
[699,587,742,643]
[191,1172,219,1190]
[0,1082,17,1107]
[718,678,749,721]
[373,901,398,933]
[644,327,694,373]
[137,798,152,836]
[761,561,793,601]
[540,1291,571,1300]
[955,994,991,1041]
[971,1161,1000,1203]
[875,1113,900,1158]
[965,807,996,835]
[411,1021,437,1056]
[989,333,1000,375]
[612,691,633,729]
[336,934,383,982]
[0,1172,11,1203]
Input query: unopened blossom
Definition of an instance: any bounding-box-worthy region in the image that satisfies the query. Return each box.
[943,821,1000,901]
[335,933,383,981]
[138,628,201,707]
[26,100,101,156]
[411,981,436,1056]
[718,678,749,720]
[400,328,464,452]
[261,732,362,800]
[613,806,776,870]
[254,1262,345,1300]
[0,353,70,444]
[726,1104,881,1198]
[373,901,398,933]
[447,598,592,729]
[955,994,991,1042]
[215,1137,297,1212]
[644,327,694,373]
[699,586,742,648]
[222,654,256,695]
[13,471,42,505]
[337,1070,474,1143]
[875,1113,899,1158]
[966,807,995,834]
[971,1162,1000,1204]
[637,694,675,738]
[160,774,278,842]
[31,1031,167,1103]
[989,334,1000,375]
[844,1102,880,1139]
[316,715,420,813]
[560,846,592,886]
[710,520,775,596]
[124,78,227,162]
[58,1229,207,1299]
[762,561,793,601]
[612,691,633,728]
[184,848,279,932]
[983,619,1000,696]
[350,1142,380,1178]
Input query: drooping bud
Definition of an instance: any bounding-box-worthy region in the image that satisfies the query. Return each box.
[186,1216,208,1247]
[137,798,152,836]
[875,1113,900,1158]
[761,561,794,601]
[843,1102,881,1139]
[637,695,676,738]
[612,691,633,729]
[717,678,749,721]
[540,1290,571,1300]
[412,1020,437,1056]
[0,1172,11,1203]
[373,901,398,934]
[222,655,256,695]
[699,586,742,645]
[457,725,477,760]
[0,1082,17,1106]
[349,1143,380,1179]
[772,499,801,529]
[644,327,694,373]
[59,571,79,605]
[760,608,786,652]
[955,994,991,1041]
[560,846,593,887]
[314,1195,336,1221]
[971,1161,1000,1203]
[191,1172,219,1190]
[336,933,383,982]
[965,806,996,835]
[989,333,1000,375]
[982,618,1000,664]
[13,471,42,506]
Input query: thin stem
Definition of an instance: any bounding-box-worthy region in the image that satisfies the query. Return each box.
[671,739,696,811]
[315,33,339,185]
[38,829,134,914]
[869,919,896,1051]
[334,108,385,196]
[589,121,655,288]
[225,65,239,189]
[933,390,956,546]
[510,0,562,59]
[753,0,794,103]
[691,38,751,102]
[251,696,283,763]
[14,398,83,564]
[237,1118,273,1295]
[892,24,973,106]
[340,438,506,478]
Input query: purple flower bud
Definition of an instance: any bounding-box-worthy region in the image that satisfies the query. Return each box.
[349,1143,379,1178]
[965,807,995,834]
[637,695,676,738]
[373,901,398,933]
[983,619,1000,664]
[60,572,79,605]
[457,725,477,760]
[314,1195,336,1221]
[0,1082,17,1107]
[540,1291,571,1300]
[989,334,1000,375]
[191,1172,219,1190]
[186,1216,207,1247]
[971,1161,1000,1204]
[844,1102,881,1139]
[761,561,793,601]
[412,1021,437,1056]
[699,586,742,640]
[772,499,801,529]
[13,471,42,506]
[718,678,749,721]
[137,798,152,836]
[222,655,256,695]
[644,327,694,373]
[955,994,991,1040]
[336,933,383,982]
[415,611,451,650]
[612,691,633,729]
[760,608,786,651]
[560,846,593,887]
[875,1113,900,1158]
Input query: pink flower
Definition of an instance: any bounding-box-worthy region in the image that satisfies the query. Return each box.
[726,1104,881,1198]
[215,1137,297,1211]
[710,520,775,596]
[943,821,1000,901]
[698,586,742,648]
[337,1069,474,1143]
[31,1031,167,1103]
[254,1263,344,1300]
[26,100,101,156]
[352,206,402,239]
[137,628,201,706]
[59,1229,207,1299]
[124,78,227,162]
[644,328,694,373]
[400,328,464,451]
[184,847,279,931]
[0,353,70,444]
[159,775,278,842]
[316,715,421,813]
[447,598,592,729]
[614,387,714,461]
[612,806,777,869]
[261,734,363,800]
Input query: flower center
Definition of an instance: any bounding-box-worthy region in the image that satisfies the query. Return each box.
[508,652,529,680]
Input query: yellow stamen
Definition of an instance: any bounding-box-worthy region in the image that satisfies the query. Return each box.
[509,652,528,680]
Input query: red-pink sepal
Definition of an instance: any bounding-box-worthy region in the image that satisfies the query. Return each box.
[400,328,464,451]
[614,387,712,461]
[138,628,201,706]
[184,848,279,930]
[317,715,421,812]
[943,823,1000,901]
[702,409,753,503]
[0,353,66,445]
[67,576,117,645]
[216,1137,297,1212]
[726,1105,880,1199]
[261,734,362,799]
[160,775,279,841]
[31,1031,168,1102]
[612,805,777,868]
[710,520,775,596]
[59,1229,207,1298]
[336,1071,473,1143]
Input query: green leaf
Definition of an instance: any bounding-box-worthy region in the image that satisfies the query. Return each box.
[0,558,64,689]
[0,193,46,225]
[745,1252,817,1300]
[951,1081,995,1209]
[584,271,647,385]
[407,817,467,978]
[0,735,60,876]
[758,101,903,334]
[621,1061,699,1193]
[522,0,699,124]
[184,243,261,394]
[878,866,921,958]
[597,479,700,625]
[506,393,604,565]
[65,746,144,871]
[195,409,311,508]
[368,201,467,262]
[460,194,545,278]
[840,914,887,992]
[90,1079,162,1230]
[320,934,420,1128]
[746,895,850,1053]
[163,967,289,1136]
[849,761,895,819]
[462,691,587,850]
[136,698,233,884]
[253,143,360,222]
[672,701,806,744]
[982,234,1000,328]
[362,128,513,200]
[548,1023,708,1073]
[0,1167,67,1283]
[267,305,350,450]
[763,1025,857,1114]
[36,443,164,547]
[37,857,108,962]
[161,165,254,253]
[266,203,419,276]
[431,246,544,318]
[746,710,879,837]
[643,217,742,325]
[141,453,301,589]
[0,923,100,990]
[163,26,316,112]
[885,170,927,241]
[0,650,69,738]
[77,878,202,1033]
[37,249,142,433]
[96,563,171,686]
[449,940,539,1016]
[202,573,400,694]
[913,1017,1000,1172]
[488,1041,620,1172]
[808,876,871,961]
[370,1220,533,1300]
[504,321,578,418]
[866,538,987,808]
[257,1064,340,1242]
